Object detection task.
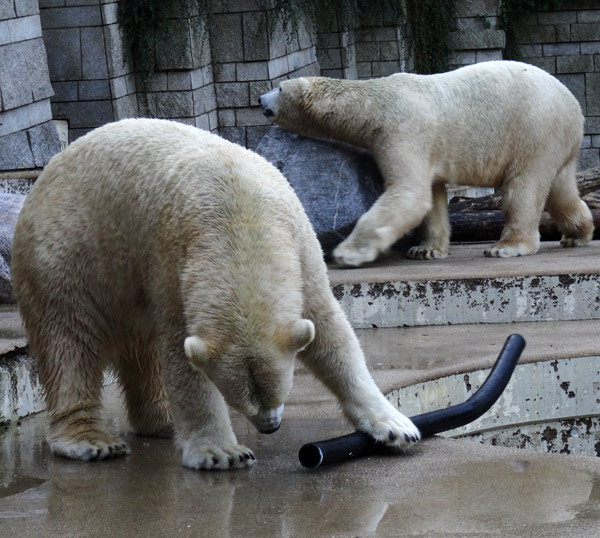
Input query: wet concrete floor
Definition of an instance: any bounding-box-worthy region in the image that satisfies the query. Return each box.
[3,358,600,537]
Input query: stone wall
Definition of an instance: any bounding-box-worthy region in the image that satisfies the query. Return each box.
[450,0,505,69]
[514,0,600,169]
[39,0,137,142]
[36,0,319,149]
[211,1,319,148]
[316,1,505,81]
[0,0,60,170]
[2,0,600,169]
[133,5,216,135]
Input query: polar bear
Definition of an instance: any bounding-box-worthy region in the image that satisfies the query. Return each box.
[11,119,419,470]
[259,60,594,266]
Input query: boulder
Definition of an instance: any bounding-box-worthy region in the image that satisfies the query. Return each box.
[256,126,396,256]
[0,194,26,304]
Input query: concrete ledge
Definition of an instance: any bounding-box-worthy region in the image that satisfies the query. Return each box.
[0,353,44,425]
[0,305,43,424]
[329,242,600,328]
[388,355,600,456]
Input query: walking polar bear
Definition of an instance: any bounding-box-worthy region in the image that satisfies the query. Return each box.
[260,60,594,266]
[12,119,419,470]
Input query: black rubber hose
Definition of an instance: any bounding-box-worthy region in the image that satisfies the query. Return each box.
[299,333,526,469]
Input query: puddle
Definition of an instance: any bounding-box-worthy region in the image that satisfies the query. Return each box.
[376,460,600,534]
[0,476,46,499]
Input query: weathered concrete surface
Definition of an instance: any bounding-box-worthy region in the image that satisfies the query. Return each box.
[330,241,600,328]
[0,305,26,355]
[387,355,600,456]
[0,194,26,304]
[2,321,600,537]
[0,305,43,424]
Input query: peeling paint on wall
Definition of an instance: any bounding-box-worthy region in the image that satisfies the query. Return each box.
[387,356,600,456]
[337,274,600,328]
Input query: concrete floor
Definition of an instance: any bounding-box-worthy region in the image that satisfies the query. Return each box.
[3,323,600,537]
[2,241,600,536]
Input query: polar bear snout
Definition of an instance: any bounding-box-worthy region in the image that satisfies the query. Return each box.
[248,404,284,434]
[259,87,281,118]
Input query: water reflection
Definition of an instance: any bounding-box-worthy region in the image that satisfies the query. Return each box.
[1,404,600,536]
[376,460,595,535]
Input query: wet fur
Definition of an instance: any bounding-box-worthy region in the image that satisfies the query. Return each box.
[12,119,420,470]
[269,61,594,266]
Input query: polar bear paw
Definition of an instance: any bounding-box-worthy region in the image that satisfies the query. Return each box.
[350,401,421,450]
[182,442,256,471]
[407,246,448,260]
[560,235,588,248]
[484,238,539,258]
[49,430,130,461]
[332,242,378,267]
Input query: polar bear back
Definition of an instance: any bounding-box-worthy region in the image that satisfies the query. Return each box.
[22,119,304,255]
[381,61,583,186]
[13,119,310,330]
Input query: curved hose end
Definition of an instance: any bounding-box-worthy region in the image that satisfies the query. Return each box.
[299,443,324,469]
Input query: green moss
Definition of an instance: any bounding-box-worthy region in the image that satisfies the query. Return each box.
[266,0,405,36]
[117,0,212,84]
[118,0,457,81]
[500,0,562,60]
[405,0,456,74]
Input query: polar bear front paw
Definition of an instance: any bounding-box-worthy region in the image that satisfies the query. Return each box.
[332,242,378,267]
[351,402,421,450]
[407,246,448,260]
[182,442,256,471]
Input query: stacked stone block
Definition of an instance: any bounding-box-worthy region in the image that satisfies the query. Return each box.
[40,1,117,141]
[450,0,505,69]
[134,8,217,133]
[316,18,357,80]
[514,0,600,169]
[3,0,600,165]
[355,23,407,79]
[212,2,319,148]
[0,0,60,170]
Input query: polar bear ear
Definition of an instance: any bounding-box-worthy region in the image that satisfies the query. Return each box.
[284,77,309,95]
[184,335,209,364]
[279,319,315,353]
[296,77,310,93]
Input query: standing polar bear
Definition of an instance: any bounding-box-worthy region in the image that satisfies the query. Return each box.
[12,119,419,470]
[260,60,594,266]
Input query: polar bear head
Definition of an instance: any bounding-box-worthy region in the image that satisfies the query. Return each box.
[184,319,315,433]
[260,76,361,140]
[259,78,322,136]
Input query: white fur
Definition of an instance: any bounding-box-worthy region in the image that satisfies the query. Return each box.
[262,61,594,265]
[12,119,420,471]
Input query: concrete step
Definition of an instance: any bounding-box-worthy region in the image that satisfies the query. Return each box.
[2,242,599,424]
[328,241,600,328]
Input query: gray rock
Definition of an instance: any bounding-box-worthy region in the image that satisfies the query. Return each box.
[0,193,26,304]
[255,126,417,255]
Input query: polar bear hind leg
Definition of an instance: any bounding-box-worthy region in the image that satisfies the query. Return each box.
[407,182,450,260]
[545,160,594,248]
[484,165,551,258]
[39,329,130,461]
